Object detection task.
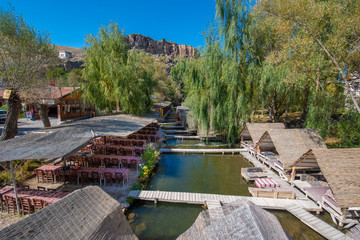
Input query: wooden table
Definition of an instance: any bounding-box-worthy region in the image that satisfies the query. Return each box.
[34,165,62,183]
[76,167,130,185]
[0,186,68,207]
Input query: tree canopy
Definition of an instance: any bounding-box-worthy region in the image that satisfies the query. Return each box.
[81,23,157,114]
[0,6,57,140]
[173,0,360,145]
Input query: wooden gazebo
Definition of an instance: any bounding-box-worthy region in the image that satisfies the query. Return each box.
[255,128,327,171]
[239,123,285,144]
[292,148,360,227]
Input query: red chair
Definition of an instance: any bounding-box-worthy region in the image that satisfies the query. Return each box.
[81,172,90,185]
[20,197,32,215]
[5,196,17,215]
[45,170,54,183]
[35,170,45,183]
[115,172,123,186]
[130,159,138,171]
[33,198,43,212]
[104,172,113,186]
[91,172,100,185]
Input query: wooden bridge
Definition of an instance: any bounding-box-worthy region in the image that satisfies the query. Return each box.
[128,190,345,240]
[164,135,200,140]
[162,129,195,134]
[159,148,246,154]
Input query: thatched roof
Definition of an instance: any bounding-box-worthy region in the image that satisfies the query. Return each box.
[177,200,289,240]
[311,148,360,209]
[0,129,93,162]
[47,113,158,138]
[0,113,157,163]
[0,186,138,240]
[258,129,327,170]
[240,123,285,143]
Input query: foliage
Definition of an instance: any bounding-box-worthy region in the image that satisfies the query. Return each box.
[46,67,68,88]
[81,23,157,114]
[67,69,83,87]
[0,159,42,187]
[0,105,7,111]
[332,111,360,147]
[174,0,360,143]
[132,143,160,189]
[0,5,58,140]
[0,6,58,93]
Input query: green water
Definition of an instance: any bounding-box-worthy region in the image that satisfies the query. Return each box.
[127,139,327,240]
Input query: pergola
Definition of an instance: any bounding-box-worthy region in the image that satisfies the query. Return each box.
[0,129,94,215]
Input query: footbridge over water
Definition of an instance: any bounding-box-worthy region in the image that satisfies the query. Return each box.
[128,190,345,240]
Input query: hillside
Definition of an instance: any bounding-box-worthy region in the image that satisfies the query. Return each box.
[55,34,197,72]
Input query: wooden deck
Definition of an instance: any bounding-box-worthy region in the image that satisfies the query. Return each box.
[162,129,195,134]
[164,135,201,140]
[128,190,347,239]
[287,205,345,240]
[159,148,246,154]
[241,167,268,182]
[128,190,321,212]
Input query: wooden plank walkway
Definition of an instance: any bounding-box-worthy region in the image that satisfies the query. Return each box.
[161,126,186,129]
[128,190,347,239]
[162,129,194,134]
[286,205,345,240]
[164,135,200,140]
[205,200,224,219]
[128,190,321,212]
[160,148,246,154]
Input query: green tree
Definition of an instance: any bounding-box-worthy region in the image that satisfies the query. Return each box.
[0,6,57,140]
[81,23,156,114]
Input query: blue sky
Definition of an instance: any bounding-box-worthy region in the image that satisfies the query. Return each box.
[1,0,217,49]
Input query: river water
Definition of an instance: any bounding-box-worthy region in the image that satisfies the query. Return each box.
[127,138,325,240]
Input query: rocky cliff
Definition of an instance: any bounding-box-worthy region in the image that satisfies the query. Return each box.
[55,34,197,72]
[125,34,198,59]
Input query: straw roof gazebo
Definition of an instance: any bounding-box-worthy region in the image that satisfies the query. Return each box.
[256,129,327,170]
[309,148,360,210]
[177,200,289,240]
[0,186,138,239]
[239,123,285,143]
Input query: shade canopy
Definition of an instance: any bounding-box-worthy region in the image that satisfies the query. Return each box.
[0,129,93,162]
[177,200,289,240]
[239,123,286,143]
[0,186,138,239]
[311,148,360,209]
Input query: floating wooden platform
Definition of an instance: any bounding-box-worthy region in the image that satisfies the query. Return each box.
[128,190,321,212]
[159,148,246,154]
[164,135,200,140]
[241,167,268,182]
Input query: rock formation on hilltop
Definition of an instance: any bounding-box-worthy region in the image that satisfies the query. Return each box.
[55,34,197,72]
[125,34,198,59]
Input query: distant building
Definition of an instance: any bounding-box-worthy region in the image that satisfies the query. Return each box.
[58,51,72,59]
[23,87,94,121]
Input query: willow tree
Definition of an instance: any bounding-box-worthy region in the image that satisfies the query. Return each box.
[0,7,57,140]
[81,23,156,114]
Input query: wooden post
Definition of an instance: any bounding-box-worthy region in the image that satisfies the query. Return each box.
[10,161,20,216]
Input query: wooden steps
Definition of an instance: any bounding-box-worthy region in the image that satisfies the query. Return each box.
[286,205,345,240]
[159,148,246,154]
[205,200,224,219]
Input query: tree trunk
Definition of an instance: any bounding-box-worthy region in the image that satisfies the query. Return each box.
[39,104,51,128]
[0,91,22,141]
